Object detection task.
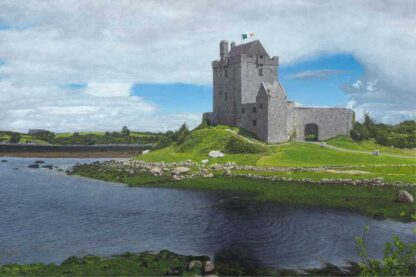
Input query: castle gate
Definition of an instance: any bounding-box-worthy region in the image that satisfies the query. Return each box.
[304,123,319,141]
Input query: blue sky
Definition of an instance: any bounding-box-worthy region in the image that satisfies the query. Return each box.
[0,1,414,132]
[130,54,364,113]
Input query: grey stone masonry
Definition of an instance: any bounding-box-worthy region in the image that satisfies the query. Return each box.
[206,39,353,143]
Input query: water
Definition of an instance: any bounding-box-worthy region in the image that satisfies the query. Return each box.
[0,157,414,269]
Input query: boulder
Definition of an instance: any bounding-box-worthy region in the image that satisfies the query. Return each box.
[171,167,191,175]
[142,150,150,155]
[372,150,380,156]
[172,174,183,181]
[319,142,327,148]
[188,260,202,270]
[203,261,215,273]
[1,160,7,162]
[149,167,162,176]
[34,160,45,164]
[201,159,209,164]
[223,168,232,176]
[28,164,39,168]
[396,190,414,203]
[208,150,224,158]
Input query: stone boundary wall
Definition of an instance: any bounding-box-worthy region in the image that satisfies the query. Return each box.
[0,144,151,153]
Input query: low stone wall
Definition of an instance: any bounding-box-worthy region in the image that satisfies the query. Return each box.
[0,143,152,153]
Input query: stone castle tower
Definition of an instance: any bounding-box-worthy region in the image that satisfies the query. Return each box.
[205,40,354,143]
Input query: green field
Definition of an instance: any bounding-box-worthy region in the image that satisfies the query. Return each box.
[138,126,416,168]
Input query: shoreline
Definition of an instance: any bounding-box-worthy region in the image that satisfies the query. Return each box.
[70,161,416,222]
[0,249,361,276]
[0,151,139,158]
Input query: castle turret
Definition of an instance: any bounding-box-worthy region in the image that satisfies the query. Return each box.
[220,40,229,59]
[230,41,236,48]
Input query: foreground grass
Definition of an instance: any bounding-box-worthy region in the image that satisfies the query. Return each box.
[73,165,416,222]
[0,249,361,277]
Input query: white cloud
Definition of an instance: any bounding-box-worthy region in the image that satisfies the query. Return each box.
[0,80,200,132]
[85,82,132,97]
[287,69,350,79]
[0,0,415,130]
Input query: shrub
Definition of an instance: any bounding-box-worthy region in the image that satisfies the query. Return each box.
[224,136,269,154]
[355,226,416,276]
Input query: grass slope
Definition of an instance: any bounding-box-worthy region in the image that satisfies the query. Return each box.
[139,126,416,168]
[326,136,416,157]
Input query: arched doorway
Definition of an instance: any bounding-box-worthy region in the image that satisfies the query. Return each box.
[304,123,318,141]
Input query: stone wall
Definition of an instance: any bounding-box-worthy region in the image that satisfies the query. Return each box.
[293,108,354,140]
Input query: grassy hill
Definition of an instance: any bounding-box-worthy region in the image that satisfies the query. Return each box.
[139,126,415,167]
[137,125,416,184]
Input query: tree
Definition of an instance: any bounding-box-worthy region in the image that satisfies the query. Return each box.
[176,123,190,144]
[72,132,80,138]
[122,126,130,137]
[9,133,20,143]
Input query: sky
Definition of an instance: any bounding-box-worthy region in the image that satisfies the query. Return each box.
[0,0,415,132]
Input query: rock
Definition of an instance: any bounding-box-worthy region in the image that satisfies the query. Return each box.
[149,166,162,176]
[171,166,190,175]
[188,260,202,270]
[34,160,45,164]
[372,150,380,156]
[223,168,232,176]
[172,174,182,181]
[201,159,209,164]
[208,150,224,158]
[203,173,214,178]
[1,160,7,162]
[28,164,39,168]
[203,261,215,273]
[396,190,414,203]
[41,164,54,169]
[142,149,150,155]
[319,142,327,147]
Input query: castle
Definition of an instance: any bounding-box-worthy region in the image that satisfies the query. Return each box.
[204,40,354,143]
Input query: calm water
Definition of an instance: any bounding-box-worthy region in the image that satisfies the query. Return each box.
[0,157,414,269]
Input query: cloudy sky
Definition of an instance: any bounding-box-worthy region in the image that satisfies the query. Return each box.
[0,0,415,132]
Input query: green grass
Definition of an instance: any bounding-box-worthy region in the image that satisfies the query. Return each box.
[72,165,416,222]
[257,143,416,167]
[326,136,416,157]
[138,126,416,168]
[0,248,360,276]
[0,250,211,277]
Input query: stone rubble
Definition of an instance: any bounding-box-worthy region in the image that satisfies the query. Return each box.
[79,159,415,188]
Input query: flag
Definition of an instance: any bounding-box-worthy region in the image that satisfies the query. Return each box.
[242,32,255,40]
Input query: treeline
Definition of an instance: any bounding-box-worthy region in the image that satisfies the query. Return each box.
[350,113,416,148]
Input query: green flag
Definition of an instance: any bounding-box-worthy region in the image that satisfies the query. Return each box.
[241,33,254,40]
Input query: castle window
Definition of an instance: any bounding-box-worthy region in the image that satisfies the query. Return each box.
[224,93,227,101]
[260,104,263,109]
[252,106,256,113]
[252,120,257,126]
[259,68,263,76]
[259,55,264,59]
[225,69,228,78]
[242,108,245,113]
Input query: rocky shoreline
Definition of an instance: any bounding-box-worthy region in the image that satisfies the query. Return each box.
[74,159,415,189]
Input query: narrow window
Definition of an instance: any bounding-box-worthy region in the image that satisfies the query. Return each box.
[259,55,264,59]
[224,93,227,101]
[260,104,263,109]
[252,106,256,113]
[242,108,245,113]
[259,68,263,76]
[225,69,228,78]
[253,120,257,126]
